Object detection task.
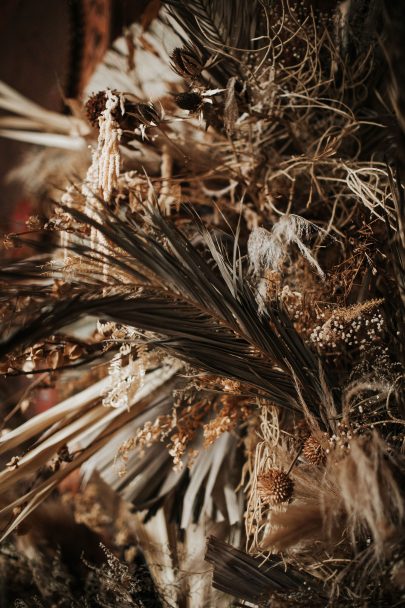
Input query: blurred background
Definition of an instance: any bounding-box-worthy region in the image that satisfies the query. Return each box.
[0,0,151,234]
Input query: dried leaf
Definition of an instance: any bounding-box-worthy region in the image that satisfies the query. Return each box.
[224,76,238,135]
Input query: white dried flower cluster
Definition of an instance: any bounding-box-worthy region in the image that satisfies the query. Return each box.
[168,434,188,470]
[98,322,146,410]
[103,344,145,409]
[328,423,359,454]
[310,310,384,350]
[78,90,122,262]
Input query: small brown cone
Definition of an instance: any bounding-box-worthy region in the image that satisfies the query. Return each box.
[257,468,294,505]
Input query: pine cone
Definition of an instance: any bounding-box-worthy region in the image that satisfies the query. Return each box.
[257,469,294,505]
[303,435,327,465]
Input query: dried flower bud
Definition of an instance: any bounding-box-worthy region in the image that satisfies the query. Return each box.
[175,92,203,112]
[26,215,44,230]
[6,456,20,469]
[85,91,108,126]
[170,46,203,79]
[294,419,311,444]
[2,234,17,249]
[257,468,294,505]
[303,435,327,465]
[85,89,126,128]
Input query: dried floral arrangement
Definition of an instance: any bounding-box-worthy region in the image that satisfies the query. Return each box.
[0,1,405,606]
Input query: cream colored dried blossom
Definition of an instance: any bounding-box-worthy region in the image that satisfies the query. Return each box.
[248,215,324,278]
[103,347,145,409]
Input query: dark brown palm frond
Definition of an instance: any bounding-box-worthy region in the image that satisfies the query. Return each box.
[381,1,405,169]
[0,290,311,412]
[342,0,382,57]
[0,255,49,279]
[205,536,325,605]
[163,0,261,51]
[384,168,405,368]
[0,204,331,423]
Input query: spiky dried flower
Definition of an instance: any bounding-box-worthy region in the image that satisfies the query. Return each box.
[257,468,294,505]
[174,92,203,112]
[170,46,203,79]
[303,435,327,465]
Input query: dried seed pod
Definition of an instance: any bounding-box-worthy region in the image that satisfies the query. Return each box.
[130,102,161,126]
[174,92,203,112]
[257,468,294,505]
[170,46,203,79]
[303,435,327,465]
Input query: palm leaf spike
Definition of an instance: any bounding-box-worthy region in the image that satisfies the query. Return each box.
[0,202,330,424]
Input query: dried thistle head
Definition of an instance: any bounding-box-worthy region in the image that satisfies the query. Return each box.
[303,435,327,465]
[170,46,204,79]
[174,91,203,112]
[257,468,294,505]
